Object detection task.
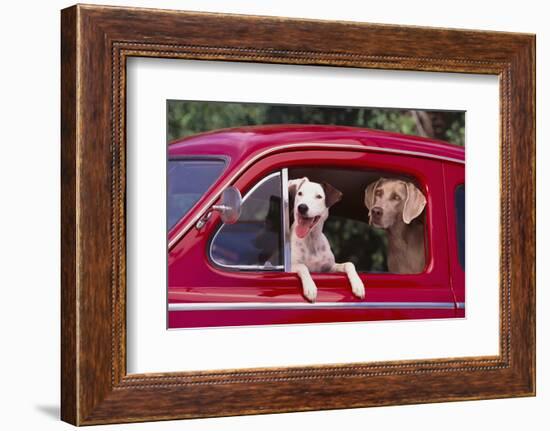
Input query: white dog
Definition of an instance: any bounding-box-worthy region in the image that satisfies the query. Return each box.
[289,177,365,302]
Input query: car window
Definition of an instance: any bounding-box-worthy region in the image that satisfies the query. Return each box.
[167,159,225,230]
[455,184,465,270]
[210,172,283,270]
[209,167,428,274]
[288,167,426,274]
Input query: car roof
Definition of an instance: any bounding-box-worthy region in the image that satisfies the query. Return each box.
[168,124,464,164]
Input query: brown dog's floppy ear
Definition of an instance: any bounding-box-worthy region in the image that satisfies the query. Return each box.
[403,182,427,224]
[288,177,308,200]
[364,178,382,210]
[321,182,343,208]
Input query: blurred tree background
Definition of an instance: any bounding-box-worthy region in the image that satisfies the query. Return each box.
[167,101,464,273]
[324,216,389,273]
[168,100,465,146]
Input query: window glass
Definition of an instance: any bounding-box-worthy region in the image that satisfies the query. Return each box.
[167,159,225,230]
[288,167,426,274]
[210,172,283,270]
[455,184,465,270]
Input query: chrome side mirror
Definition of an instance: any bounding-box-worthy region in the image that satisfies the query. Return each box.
[213,186,242,224]
[196,186,242,230]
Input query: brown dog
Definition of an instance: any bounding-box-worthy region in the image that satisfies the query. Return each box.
[364,178,427,274]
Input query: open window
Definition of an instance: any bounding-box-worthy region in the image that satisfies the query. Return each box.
[288,167,426,274]
[209,166,427,274]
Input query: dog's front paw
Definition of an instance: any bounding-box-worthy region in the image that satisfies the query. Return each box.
[351,276,365,299]
[303,282,318,303]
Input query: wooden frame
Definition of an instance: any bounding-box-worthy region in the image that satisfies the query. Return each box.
[61,4,535,425]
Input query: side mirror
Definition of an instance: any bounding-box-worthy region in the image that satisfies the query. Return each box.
[212,186,242,224]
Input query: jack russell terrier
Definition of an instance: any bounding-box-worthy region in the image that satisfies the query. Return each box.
[289,177,365,302]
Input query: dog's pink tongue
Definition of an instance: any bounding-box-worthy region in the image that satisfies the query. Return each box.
[296,217,311,239]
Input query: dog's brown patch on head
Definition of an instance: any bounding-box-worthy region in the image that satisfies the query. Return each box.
[321,182,343,208]
[288,177,308,200]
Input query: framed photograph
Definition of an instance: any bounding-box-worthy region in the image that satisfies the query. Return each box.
[61,4,535,425]
[164,100,466,329]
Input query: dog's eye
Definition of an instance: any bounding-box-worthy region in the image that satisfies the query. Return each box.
[297,191,303,196]
[316,194,322,199]
[392,193,401,201]
[375,190,383,197]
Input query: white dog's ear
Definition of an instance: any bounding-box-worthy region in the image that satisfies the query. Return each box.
[403,182,426,224]
[321,182,343,207]
[364,178,382,210]
[288,177,308,199]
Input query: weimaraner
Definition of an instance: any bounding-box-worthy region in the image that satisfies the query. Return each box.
[364,178,427,274]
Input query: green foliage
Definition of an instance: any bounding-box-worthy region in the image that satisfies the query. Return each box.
[445,120,466,147]
[167,101,268,141]
[167,100,465,146]
[324,217,388,272]
[365,109,417,136]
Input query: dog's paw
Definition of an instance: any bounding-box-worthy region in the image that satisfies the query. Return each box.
[351,276,365,299]
[303,282,318,303]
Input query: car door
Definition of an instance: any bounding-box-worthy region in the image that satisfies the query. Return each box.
[168,148,456,328]
[444,162,466,316]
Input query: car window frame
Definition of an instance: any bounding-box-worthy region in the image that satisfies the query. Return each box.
[208,169,290,272]
[207,162,433,276]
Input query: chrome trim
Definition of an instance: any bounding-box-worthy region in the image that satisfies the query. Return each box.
[281,168,292,272]
[168,142,464,249]
[456,302,465,309]
[169,301,462,312]
[209,171,284,271]
[239,171,280,201]
[208,264,284,271]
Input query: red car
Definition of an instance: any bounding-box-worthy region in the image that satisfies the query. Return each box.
[167,125,465,328]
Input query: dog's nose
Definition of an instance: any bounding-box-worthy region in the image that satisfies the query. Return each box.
[298,204,309,215]
[371,207,383,218]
